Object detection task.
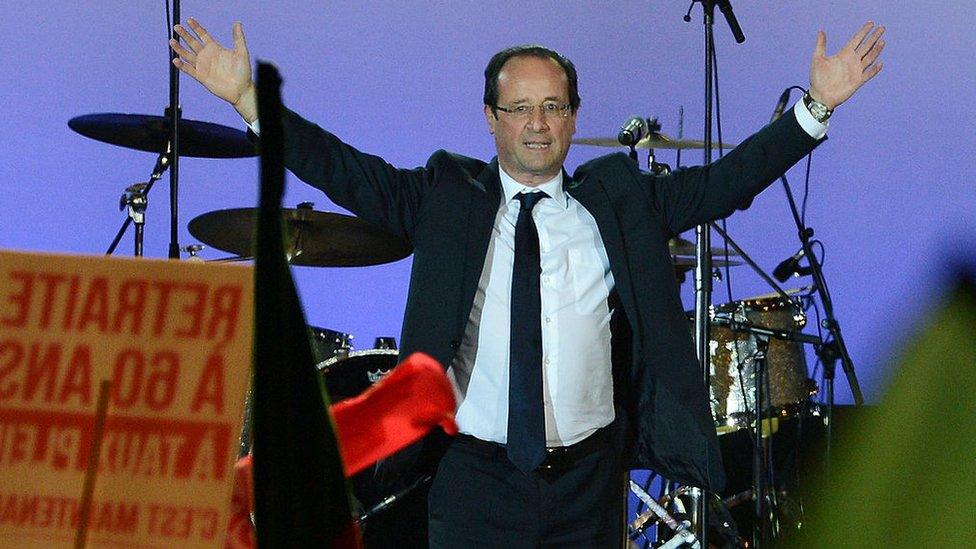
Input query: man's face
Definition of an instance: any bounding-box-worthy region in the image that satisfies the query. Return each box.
[484,56,577,186]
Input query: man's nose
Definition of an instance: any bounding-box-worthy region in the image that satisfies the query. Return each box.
[526,108,550,132]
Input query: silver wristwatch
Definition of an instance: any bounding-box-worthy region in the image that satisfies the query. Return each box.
[803,91,833,123]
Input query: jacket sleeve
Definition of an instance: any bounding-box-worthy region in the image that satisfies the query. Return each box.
[279,107,434,240]
[646,108,822,234]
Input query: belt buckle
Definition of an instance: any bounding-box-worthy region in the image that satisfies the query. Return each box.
[537,446,570,472]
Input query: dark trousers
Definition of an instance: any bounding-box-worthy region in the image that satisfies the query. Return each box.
[428,430,623,548]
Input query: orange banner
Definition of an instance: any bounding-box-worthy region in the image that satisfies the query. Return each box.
[0,249,253,548]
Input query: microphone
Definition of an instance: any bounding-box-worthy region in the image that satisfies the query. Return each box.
[770,88,792,123]
[617,116,647,146]
[773,246,808,282]
[717,0,746,43]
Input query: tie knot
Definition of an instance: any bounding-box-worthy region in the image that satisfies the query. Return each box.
[516,191,549,213]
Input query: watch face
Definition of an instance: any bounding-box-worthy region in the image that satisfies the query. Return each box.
[812,103,829,122]
[804,93,831,122]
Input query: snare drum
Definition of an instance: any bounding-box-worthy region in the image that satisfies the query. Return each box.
[316,348,398,401]
[709,296,815,434]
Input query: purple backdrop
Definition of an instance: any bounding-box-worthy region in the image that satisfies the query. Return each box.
[2,1,974,406]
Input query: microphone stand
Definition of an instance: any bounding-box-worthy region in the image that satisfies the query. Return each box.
[778,171,863,478]
[691,4,717,547]
[686,0,745,543]
[684,1,744,545]
[708,222,821,546]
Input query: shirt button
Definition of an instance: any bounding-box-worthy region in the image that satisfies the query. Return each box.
[544,316,552,324]
[543,358,550,366]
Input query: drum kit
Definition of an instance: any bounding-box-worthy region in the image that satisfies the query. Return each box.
[68,110,414,445]
[69,112,824,547]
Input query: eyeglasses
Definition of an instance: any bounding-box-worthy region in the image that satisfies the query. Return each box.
[495,102,572,119]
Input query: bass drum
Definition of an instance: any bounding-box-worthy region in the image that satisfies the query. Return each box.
[709,295,816,434]
[307,325,353,363]
[316,348,398,401]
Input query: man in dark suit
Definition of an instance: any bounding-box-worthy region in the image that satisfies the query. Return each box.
[172,18,884,547]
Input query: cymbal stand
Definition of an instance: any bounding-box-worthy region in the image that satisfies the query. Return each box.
[119,184,148,257]
[644,118,672,175]
[106,151,170,256]
[167,1,183,259]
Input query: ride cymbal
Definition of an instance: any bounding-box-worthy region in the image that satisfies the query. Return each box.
[572,133,735,150]
[69,113,257,158]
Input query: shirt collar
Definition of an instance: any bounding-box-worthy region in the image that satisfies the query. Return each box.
[498,166,568,209]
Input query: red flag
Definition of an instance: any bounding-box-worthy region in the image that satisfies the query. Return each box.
[226,353,456,548]
[333,352,458,477]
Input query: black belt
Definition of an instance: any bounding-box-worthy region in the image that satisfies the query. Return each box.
[453,425,611,471]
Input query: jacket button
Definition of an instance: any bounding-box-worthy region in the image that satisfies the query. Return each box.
[449,340,460,350]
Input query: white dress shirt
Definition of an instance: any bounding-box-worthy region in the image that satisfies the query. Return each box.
[450,168,617,447]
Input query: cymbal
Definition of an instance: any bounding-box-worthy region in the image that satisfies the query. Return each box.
[68,113,256,158]
[669,236,741,257]
[572,133,735,150]
[187,206,413,267]
[738,286,814,302]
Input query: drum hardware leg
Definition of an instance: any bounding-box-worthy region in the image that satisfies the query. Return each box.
[657,479,674,545]
[106,151,170,256]
[817,339,841,479]
[751,335,770,548]
[629,481,700,548]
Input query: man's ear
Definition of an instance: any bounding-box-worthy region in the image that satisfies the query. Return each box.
[484,104,496,135]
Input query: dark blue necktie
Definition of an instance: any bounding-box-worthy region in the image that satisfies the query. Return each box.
[507,191,548,473]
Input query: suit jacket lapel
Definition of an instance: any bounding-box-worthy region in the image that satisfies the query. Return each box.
[566,175,642,342]
[455,159,502,338]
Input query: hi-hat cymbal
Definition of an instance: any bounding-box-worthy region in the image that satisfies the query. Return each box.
[188,205,412,267]
[572,133,735,150]
[669,236,741,257]
[68,113,256,158]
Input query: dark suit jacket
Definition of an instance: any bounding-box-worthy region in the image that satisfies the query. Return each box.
[280,107,820,490]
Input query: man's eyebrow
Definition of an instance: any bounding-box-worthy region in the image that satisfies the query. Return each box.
[503,96,566,105]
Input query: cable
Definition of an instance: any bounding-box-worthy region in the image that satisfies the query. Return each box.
[801,153,813,226]
[710,41,736,307]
